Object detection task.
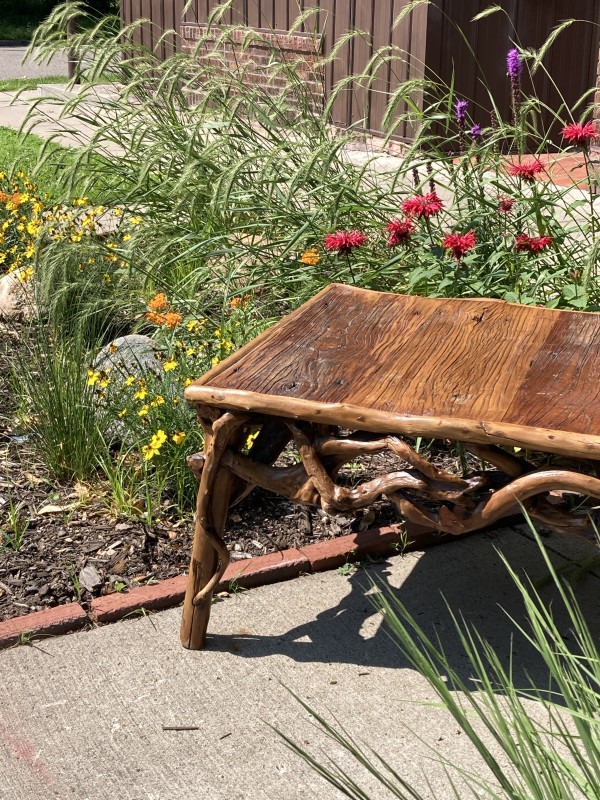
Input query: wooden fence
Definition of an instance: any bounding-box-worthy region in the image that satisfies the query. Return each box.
[121,0,600,142]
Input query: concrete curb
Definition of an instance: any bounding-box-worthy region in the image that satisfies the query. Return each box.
[0,522,452,650]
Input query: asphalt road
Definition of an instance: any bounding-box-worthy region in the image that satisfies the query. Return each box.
[0,45,68,81]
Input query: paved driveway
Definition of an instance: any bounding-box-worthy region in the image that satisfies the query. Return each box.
[0,45,67,81]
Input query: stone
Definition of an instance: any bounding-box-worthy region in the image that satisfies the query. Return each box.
[0,269,37,321]
[93,334,162,381]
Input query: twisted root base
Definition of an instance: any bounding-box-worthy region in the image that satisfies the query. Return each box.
[180,407,600,649]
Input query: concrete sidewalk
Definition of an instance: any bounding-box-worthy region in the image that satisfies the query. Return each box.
[1,524,599,800]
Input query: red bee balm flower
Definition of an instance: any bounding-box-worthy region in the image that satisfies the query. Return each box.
[562,121,596,148]
[386,219,416,247]
[508,159,544,182]
[323,230,367,254]
[515,234,553,253]
[498,197,514,214]
[442,229,477,260]
[402,192,444,219]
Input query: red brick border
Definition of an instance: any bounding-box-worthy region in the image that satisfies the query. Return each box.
[0,522,459,650]
[0,603,88,650]
[89,523,444,627]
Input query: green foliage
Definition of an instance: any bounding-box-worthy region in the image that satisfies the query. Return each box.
[280,518,600,798]
[6,2,600,515]
[0,493,29,551]
[24,3,600,318]
[0,77,67,92]
[11,330,112,481]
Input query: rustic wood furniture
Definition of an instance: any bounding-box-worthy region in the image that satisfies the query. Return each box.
[181,283,600,649]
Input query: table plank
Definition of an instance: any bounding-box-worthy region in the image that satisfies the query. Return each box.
[186,284,600,456]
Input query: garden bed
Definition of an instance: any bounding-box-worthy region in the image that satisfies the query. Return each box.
[0,323,400,621]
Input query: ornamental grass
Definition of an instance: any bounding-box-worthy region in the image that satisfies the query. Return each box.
[280,517,600,800]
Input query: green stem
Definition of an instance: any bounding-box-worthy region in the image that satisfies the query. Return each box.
[582,148,597,292]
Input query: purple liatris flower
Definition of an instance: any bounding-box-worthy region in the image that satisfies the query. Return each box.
[469,124,482,140]
[506,48,522,77]
[455,99,468,123]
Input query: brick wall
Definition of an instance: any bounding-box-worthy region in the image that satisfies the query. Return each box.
[181,24,324,109]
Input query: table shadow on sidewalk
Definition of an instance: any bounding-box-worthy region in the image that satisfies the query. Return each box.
[207,529,600,692]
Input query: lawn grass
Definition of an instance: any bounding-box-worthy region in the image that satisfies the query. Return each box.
[0,77,67,92]
[0,125,80,202]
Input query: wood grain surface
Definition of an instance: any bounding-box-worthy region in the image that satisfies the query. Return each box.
[185,285,600,458]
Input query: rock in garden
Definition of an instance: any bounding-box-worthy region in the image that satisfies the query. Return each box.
[0,270,37,321]
[93,334,162,380]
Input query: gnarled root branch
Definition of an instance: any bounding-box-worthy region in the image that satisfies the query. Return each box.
[191,411,249,606]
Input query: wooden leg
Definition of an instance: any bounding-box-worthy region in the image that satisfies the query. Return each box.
[180,410,247,650]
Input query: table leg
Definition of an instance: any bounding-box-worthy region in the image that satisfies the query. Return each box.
[180,410,247,650]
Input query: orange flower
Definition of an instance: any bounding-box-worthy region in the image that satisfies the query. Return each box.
[145,310,183,328]
[229,295,250,309]
[147,292,168,311]
[145,311,166,326]
[164,312,183,329]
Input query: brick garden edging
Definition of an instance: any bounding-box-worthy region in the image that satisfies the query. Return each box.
[0,522,451,650]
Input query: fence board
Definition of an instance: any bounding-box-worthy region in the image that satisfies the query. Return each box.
[121,0,600,141]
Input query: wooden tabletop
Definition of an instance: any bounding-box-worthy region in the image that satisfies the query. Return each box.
[185,284,600,459]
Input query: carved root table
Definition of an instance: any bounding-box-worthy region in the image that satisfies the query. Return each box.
[181,283,600,649]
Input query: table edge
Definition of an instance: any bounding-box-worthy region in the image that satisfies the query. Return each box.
[183,385,600,460]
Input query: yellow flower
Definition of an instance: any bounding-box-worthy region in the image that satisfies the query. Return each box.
[24,244,35,259]
[300,249,321,266]
[138,404,149,417]
[172,432,186,445]
[124,375,135,386]
[17,267,34,283]
[150,395,165,407]
[183,378,192,387]
[186,319,205,332]
[113,207,123,216]
[102,273,112,284]
[130,216,142,225]
[122,233,132,242]
[117,408,127,418]
[185,348,195,356]
[134,386,147,400]
[141,429,167,460]
[211,356,220,367]
[163,359,178,372]
[71,233,83,242]
[72,197,89,207]
[88,369,110,388]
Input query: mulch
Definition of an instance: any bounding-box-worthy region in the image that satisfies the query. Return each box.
[0,448,396,621]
